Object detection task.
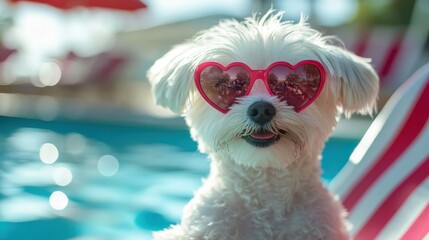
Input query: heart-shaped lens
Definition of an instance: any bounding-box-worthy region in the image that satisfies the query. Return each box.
[197,64,251,112]
[267,63,323,112]
[195,61,325,113]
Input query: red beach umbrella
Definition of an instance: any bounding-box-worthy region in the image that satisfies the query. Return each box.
[8,0,147,11]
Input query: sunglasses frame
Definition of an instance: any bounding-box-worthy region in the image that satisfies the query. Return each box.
[194,60,326,113]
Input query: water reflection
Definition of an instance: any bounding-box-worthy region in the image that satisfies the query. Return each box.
[97,155,119,177]
[0,117,209,239]
[53,165,73,186]
[65,133,87,155]
[39,143,59,164]
[49,191,69,210]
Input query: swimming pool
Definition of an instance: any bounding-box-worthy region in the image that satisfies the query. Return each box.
[0,116,359,240]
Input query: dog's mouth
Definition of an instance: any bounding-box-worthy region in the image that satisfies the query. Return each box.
[242,129,283,148]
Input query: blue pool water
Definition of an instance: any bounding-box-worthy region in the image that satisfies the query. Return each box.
[0,116,358,240]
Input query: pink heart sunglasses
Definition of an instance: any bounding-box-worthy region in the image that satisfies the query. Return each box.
[194,60,326,113]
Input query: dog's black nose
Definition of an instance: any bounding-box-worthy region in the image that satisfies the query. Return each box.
[247,101,276,125]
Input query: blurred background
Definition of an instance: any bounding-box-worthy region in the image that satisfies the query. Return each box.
[0,0,427,239]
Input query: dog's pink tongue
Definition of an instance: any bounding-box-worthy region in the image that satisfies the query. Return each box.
[251,132,275,140]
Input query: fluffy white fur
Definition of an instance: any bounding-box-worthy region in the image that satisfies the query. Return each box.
[147,10,379,240]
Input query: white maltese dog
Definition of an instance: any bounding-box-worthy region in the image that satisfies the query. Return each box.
[148,10,378,240]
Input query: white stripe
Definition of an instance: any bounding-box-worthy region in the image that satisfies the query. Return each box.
[387,33,422,89]
[329,94,409,197]
[386,0,429,89]
[376,179,429,240]
[329,64,429,197]
[348,120,429,234]
[361,27,398,72]
[424,232,429,240]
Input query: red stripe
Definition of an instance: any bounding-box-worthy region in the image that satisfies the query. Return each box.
[343,78,429,211]
[0,48,16,62]
[401,203,429,240]
[379,32,404,80]
[355,158,429,239]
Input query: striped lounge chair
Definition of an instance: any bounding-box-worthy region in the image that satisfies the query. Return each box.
[330,62,429,240]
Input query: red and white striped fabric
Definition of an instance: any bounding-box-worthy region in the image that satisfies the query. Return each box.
[333,27,426,93]
[330,62,429,240]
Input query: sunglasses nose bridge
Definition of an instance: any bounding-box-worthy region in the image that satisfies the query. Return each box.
[247,70,271,96]
[253,70,265,80]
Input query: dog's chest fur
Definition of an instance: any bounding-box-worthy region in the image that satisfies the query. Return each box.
[169,156,348,240]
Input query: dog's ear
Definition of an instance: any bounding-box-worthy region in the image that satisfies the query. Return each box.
[321,46,379,117]
[147,43,200,114]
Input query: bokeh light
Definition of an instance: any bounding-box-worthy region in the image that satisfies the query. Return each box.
[97,155,119,177]
[49,191,69,210]
[65,133,87,155]
[39,143,59,164]
[38,61,62,87]
[314,0,358,26]
[53,166,73,186]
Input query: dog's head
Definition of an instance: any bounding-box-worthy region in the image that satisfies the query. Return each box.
[147,11,379,169]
